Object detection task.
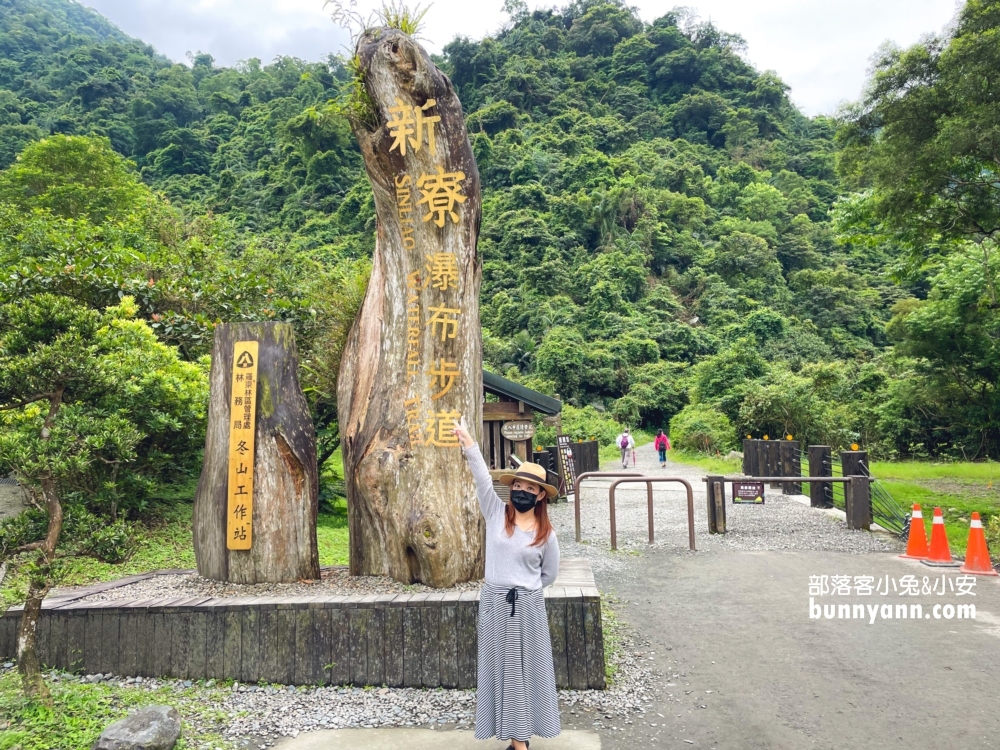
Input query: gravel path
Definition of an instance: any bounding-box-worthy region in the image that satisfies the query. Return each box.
[76,567,480,603]
[549,444,902,576]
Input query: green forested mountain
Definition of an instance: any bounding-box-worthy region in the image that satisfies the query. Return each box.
[443,5,892,425]
[0,0,362,241]
[0,0,992,459]
[1,0,130,165]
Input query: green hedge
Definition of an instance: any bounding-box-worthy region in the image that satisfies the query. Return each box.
[669,404,735,454]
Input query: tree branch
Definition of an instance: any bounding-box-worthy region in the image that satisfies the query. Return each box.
[13,541,45,555]
[0,394,49,412]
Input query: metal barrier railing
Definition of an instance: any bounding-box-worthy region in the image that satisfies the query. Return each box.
[573,471,641,543]
[607,477,696,552]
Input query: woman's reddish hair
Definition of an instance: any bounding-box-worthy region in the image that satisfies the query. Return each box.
[504,495,553,547]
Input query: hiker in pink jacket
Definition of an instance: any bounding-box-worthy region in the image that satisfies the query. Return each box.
[654,430,671,468]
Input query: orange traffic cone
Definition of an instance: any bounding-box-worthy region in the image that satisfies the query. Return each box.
[960,512,998,576]
[922,507,959,567]
[899,504,929,560]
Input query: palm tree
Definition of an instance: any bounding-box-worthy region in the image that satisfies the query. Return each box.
[502,330,537,372]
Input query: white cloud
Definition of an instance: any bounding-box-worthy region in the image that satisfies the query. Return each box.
[655,0,962,115]
[83,0,352,65]
[81,0,960,115]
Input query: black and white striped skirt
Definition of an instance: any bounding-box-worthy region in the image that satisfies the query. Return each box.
[474,583,561,741]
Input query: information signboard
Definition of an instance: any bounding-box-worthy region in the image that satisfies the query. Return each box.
[227,341,258,549]
[732,481,765,504]
[501,420,536,441]
[556,434,577,498]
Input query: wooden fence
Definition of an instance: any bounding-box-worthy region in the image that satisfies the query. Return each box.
[568,441,600,476]
[740,440,907,535]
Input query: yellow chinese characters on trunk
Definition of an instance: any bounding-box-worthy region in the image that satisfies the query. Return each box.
[417,168,466,227]
[227,341,258,550]
[387,98,440,156]
[387,97,466,450]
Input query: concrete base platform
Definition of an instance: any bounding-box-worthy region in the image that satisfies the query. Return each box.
[273,728,601,750]
[0,559,606,690]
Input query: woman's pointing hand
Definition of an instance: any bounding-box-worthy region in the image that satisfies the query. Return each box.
[454,414,475,448]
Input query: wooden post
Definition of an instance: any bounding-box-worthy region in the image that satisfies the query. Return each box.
[705,475,727,534]
[492,423,502,468]
[338,28,485,586]
[514,440,528,462]
[780,440,801,495]
[715,476,727,533]
[751,440,765,477]
[845,476,872,530]
[841,450,868,480]
[705,476,717,533]
[742,439,753,475]
[193,322,320,584]
[808,446,833,508]
[767,441,782,488]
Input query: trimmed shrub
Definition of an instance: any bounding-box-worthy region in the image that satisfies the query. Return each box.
[669,404,734,454]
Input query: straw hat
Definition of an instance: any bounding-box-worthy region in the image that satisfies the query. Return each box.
[498,462,558,500]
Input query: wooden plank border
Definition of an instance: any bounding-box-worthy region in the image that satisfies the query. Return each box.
[0,560,604,689]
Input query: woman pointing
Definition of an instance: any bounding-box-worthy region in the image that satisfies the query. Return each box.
[454,417,561,750]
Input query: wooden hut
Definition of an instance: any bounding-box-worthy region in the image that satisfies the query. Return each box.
[481,370,561,471]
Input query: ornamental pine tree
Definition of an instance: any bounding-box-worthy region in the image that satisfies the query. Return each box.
[0,294,206,700]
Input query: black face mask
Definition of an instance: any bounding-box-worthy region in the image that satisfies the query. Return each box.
[510,489,538,513]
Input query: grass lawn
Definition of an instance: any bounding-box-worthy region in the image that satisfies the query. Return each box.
[667,449,742,476]
[870,461,1000,556]
[316,500,349,567]
[0,668,239,750]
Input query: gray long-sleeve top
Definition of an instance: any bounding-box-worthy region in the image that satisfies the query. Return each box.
[463,444,560,590]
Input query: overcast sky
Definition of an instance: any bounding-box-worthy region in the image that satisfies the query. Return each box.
[81,0,961,116]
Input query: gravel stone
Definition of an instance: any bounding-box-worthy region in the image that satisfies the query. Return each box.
[550,446,902,577]
[33,443,900,748]
[71,566,481,602]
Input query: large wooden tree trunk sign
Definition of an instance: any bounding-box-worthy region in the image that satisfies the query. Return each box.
[338,28,484,586]
[194,322,320,583]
